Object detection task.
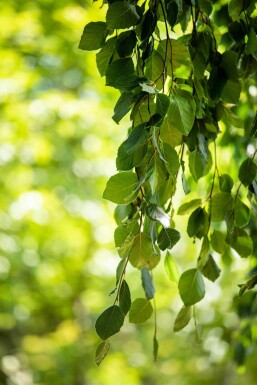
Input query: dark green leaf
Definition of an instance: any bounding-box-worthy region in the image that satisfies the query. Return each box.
[246,28,257,55]
[156,93,170,119]
[181,172,191,194]
[106,58,139,91]
[173,305,192,332]
[129,298,153,323]
[239,273,257,297]
[119,280,131,315]
[197,0,212,15]
[146,203,170,228]
[141,267,155,300]
[157,228,181,251]
[208,67,227,101]
[112,92,134,124]
[249,113,257,139]
[103,171,138,204]
[201,254,221,282]
[219,174,233,193]
[239,158,257,187]
[116,30,137,57]
[166,1,179,28]
[187,207,208,239]
[95,340,111,366]
[141,9,157,40]
[106,2,141,29]
[123,124,149,154]
[228,0,244,20]
[177,199,202,215]
[95,305,125,340]
[79,22,108,51]
[96,37,116,77]
[164,252,180,283]
[116,141,147,170]
[189,149,206,181]
[178,268,205,306]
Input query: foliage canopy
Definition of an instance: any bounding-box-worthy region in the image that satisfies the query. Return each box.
[79,0,257,365]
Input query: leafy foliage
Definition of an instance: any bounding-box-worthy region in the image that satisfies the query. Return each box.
[80,0,257,365]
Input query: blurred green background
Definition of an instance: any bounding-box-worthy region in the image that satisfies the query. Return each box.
[1,1,257,384]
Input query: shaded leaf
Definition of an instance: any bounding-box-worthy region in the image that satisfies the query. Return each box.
[168,90,196,135]
[129,232,160,269]
[157,228,181,251]
[106,2,141,29]
[119,280,131,315]
[201,254,221,282]
[187,207,208,239]
[129,298,153,323]
[174,306,192,332]
[95,305,125,340]
[79,22,108,51]
[239,158,257,187]
[141,267,155,300]
[146,203,170,228]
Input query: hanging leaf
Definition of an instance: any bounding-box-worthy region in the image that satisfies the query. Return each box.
[119,280,131,315]
[106,58,139,91]
[129,232,160,269]
[79,22,108,51]
[116,30,137,58]
[106,2,141,29]
[211,230,227,254]
[168,90,196,135]
[112,92,134,124]
[96,37,116,77]
[177,199,202,215]
[153,335,159,362]
[174,306,192,332]
[164,252,180,283]
[187,207,208,239]
[161,143,179,177]
[95,305,125,340]
[178,268,205,306]
[234,199,250,228]
[239,158,257,187]
[141,267,155,300]
[201,254,221,282]
[95,340,111,366]
[219,174,233,193]
[103,171,138,204]
[157,228,181,251]
[210,192,233,222]
[129,298,153,323]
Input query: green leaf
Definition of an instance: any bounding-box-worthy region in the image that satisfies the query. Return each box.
[228,0,244,21]
[123,124,149,154]
[168,90,196,135]
[129,232,160,269]
[116,258,127,285]
[177,199,202,215]
[141,267,155,300]
[156,93,170,119]
[146,203,170,228]
[219,174,233,193]
[119,280,131,315]
[79,22,108,51]
[129,298,153,324]
[208,66,227,101]
[239,273,257,297]
[153,335,159,362]
[164,252,180,283]
[116,141,147,171]
[157,228,181,251]
[173,305,192,332]
[103,171,138,204]
[234,199,250,228]
[106,2,141,29]
[95,305,125,340]
[201,254,221,282]
[246,28,257,55]
[96,37,116,77]
[145,50,164,84]
[114,220,139,248]
[187,207,208,239]
[95,340,111,366]
[178,268,205,306]
[221,79,241,104]
[211,230,226,254]
[181,172,191,195]
[239,158,257,187]
[189,149,206,181]
[106,58,138,91]
[210,192,233,222]
[231,232,253,258]
[112,92,134,124]
[197,236,210,270]
[161,142,179,176]
[116,30,137,57]
[197,0,212,15]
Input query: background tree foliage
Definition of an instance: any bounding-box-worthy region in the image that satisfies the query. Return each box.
[1,0,257,384]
